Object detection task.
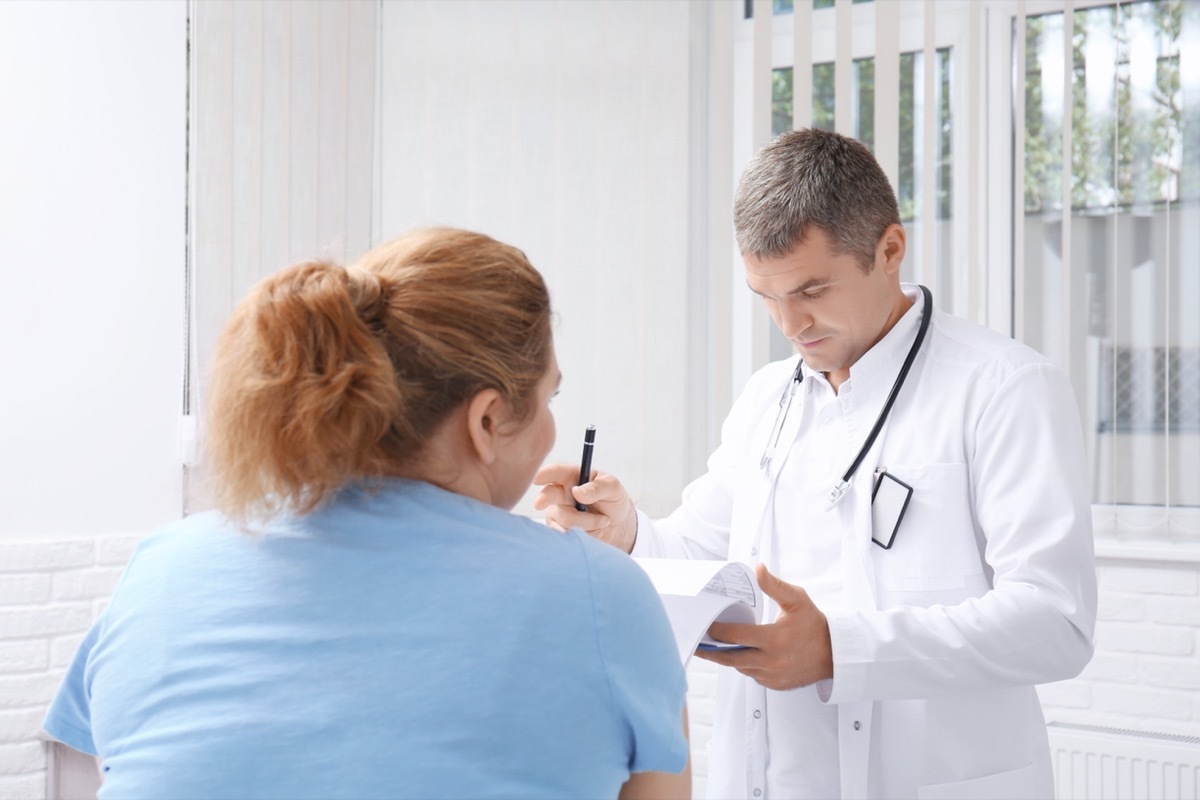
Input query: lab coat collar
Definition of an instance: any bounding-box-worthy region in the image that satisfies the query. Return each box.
[842,283,926,400]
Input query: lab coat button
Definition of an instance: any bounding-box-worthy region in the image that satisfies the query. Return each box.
[753,709,761,719]
[853,720,862,731]
[750,547,757,556]
[753,790,762,797]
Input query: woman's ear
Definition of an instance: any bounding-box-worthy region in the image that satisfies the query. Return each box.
[465,389,509,465]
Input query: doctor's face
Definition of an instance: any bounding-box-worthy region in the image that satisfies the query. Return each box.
[744,225,908,390]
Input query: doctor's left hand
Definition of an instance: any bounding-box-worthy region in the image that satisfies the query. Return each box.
[696,564,834,692]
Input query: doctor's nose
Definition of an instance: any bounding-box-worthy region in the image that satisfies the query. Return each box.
[776,300,813,340]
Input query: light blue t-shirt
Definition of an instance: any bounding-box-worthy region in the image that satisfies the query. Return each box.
[44,480,687,799]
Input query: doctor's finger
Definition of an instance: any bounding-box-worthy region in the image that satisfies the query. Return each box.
[533,462,582,488]
[532,482,573,511]
[693,648,743,668]
[692,648,782,682]
[737,667,795,691]
[543,503,611,534]
[571,472,630,506]
[694,648,769,674]
[755,563,813,613]
[707,620,769,648]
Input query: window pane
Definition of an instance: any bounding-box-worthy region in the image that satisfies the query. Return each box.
[899,53,917,221]
[1020,0,1199,507]
[897,49,953,224]
[1023,13,1065,215]
[813,62,835,130]
[744,0,794,19]
[938,48,952,222]
[898,48,954,287]
[813,0,873,8]
[855,57,875,150]
[772,67,793,138]
[769,63,836,135]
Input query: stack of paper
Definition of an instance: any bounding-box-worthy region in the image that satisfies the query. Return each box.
[632,558,763,666]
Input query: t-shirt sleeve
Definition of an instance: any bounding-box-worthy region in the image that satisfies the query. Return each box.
[578,534,689,776]
[42,615,103,757]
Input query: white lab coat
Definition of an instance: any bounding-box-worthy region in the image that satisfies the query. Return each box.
[632,286,1097,799]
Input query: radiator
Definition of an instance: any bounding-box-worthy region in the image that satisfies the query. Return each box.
[1048,722,1200,800]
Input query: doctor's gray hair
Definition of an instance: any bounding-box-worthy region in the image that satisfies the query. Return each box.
[734,128,901,270]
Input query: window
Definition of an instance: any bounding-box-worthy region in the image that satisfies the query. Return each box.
[1015,0,1200,511]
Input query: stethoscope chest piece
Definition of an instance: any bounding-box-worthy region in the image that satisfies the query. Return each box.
[824,479,852,511]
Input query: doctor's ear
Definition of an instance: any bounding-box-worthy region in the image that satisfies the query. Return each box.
[876,224,906,274]
[465,389,514,465]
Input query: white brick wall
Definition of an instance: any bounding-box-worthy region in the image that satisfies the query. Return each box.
[0,536,140,800]
[1038,556,1200,739]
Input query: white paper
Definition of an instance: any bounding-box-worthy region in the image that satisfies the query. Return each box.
[633,558,763,666]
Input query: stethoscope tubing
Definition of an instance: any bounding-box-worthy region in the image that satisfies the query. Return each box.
[760,285,933,501]
[837,284,933,485]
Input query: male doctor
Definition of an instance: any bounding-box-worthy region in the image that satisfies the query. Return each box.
[535,128,1097,800]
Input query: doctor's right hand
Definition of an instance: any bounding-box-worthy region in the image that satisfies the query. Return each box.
[533,464,639,554]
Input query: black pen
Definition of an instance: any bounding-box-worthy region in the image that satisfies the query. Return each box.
[575,425,596,512]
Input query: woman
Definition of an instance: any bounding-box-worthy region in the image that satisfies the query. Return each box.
[43,228,690,799]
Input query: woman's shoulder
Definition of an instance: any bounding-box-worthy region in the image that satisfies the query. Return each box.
[564,530,664,614]
[131,511,239,562]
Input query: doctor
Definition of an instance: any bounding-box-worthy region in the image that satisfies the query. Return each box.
[535,128,1097,800]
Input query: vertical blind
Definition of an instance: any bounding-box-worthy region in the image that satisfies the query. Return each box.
[1015,0,1200,531]
[739,0,1199,530]
[187,0,378,511]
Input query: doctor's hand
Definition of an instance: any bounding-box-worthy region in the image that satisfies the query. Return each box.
[532,463,639,554]
[695,564,834,692]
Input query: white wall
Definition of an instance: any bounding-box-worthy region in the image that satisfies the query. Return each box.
[0,0,187,539]
[0,1,185,794]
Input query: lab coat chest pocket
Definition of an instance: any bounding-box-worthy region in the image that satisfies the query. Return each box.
[871,462,987,602]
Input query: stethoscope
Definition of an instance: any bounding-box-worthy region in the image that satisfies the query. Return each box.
[758,285,933,511]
